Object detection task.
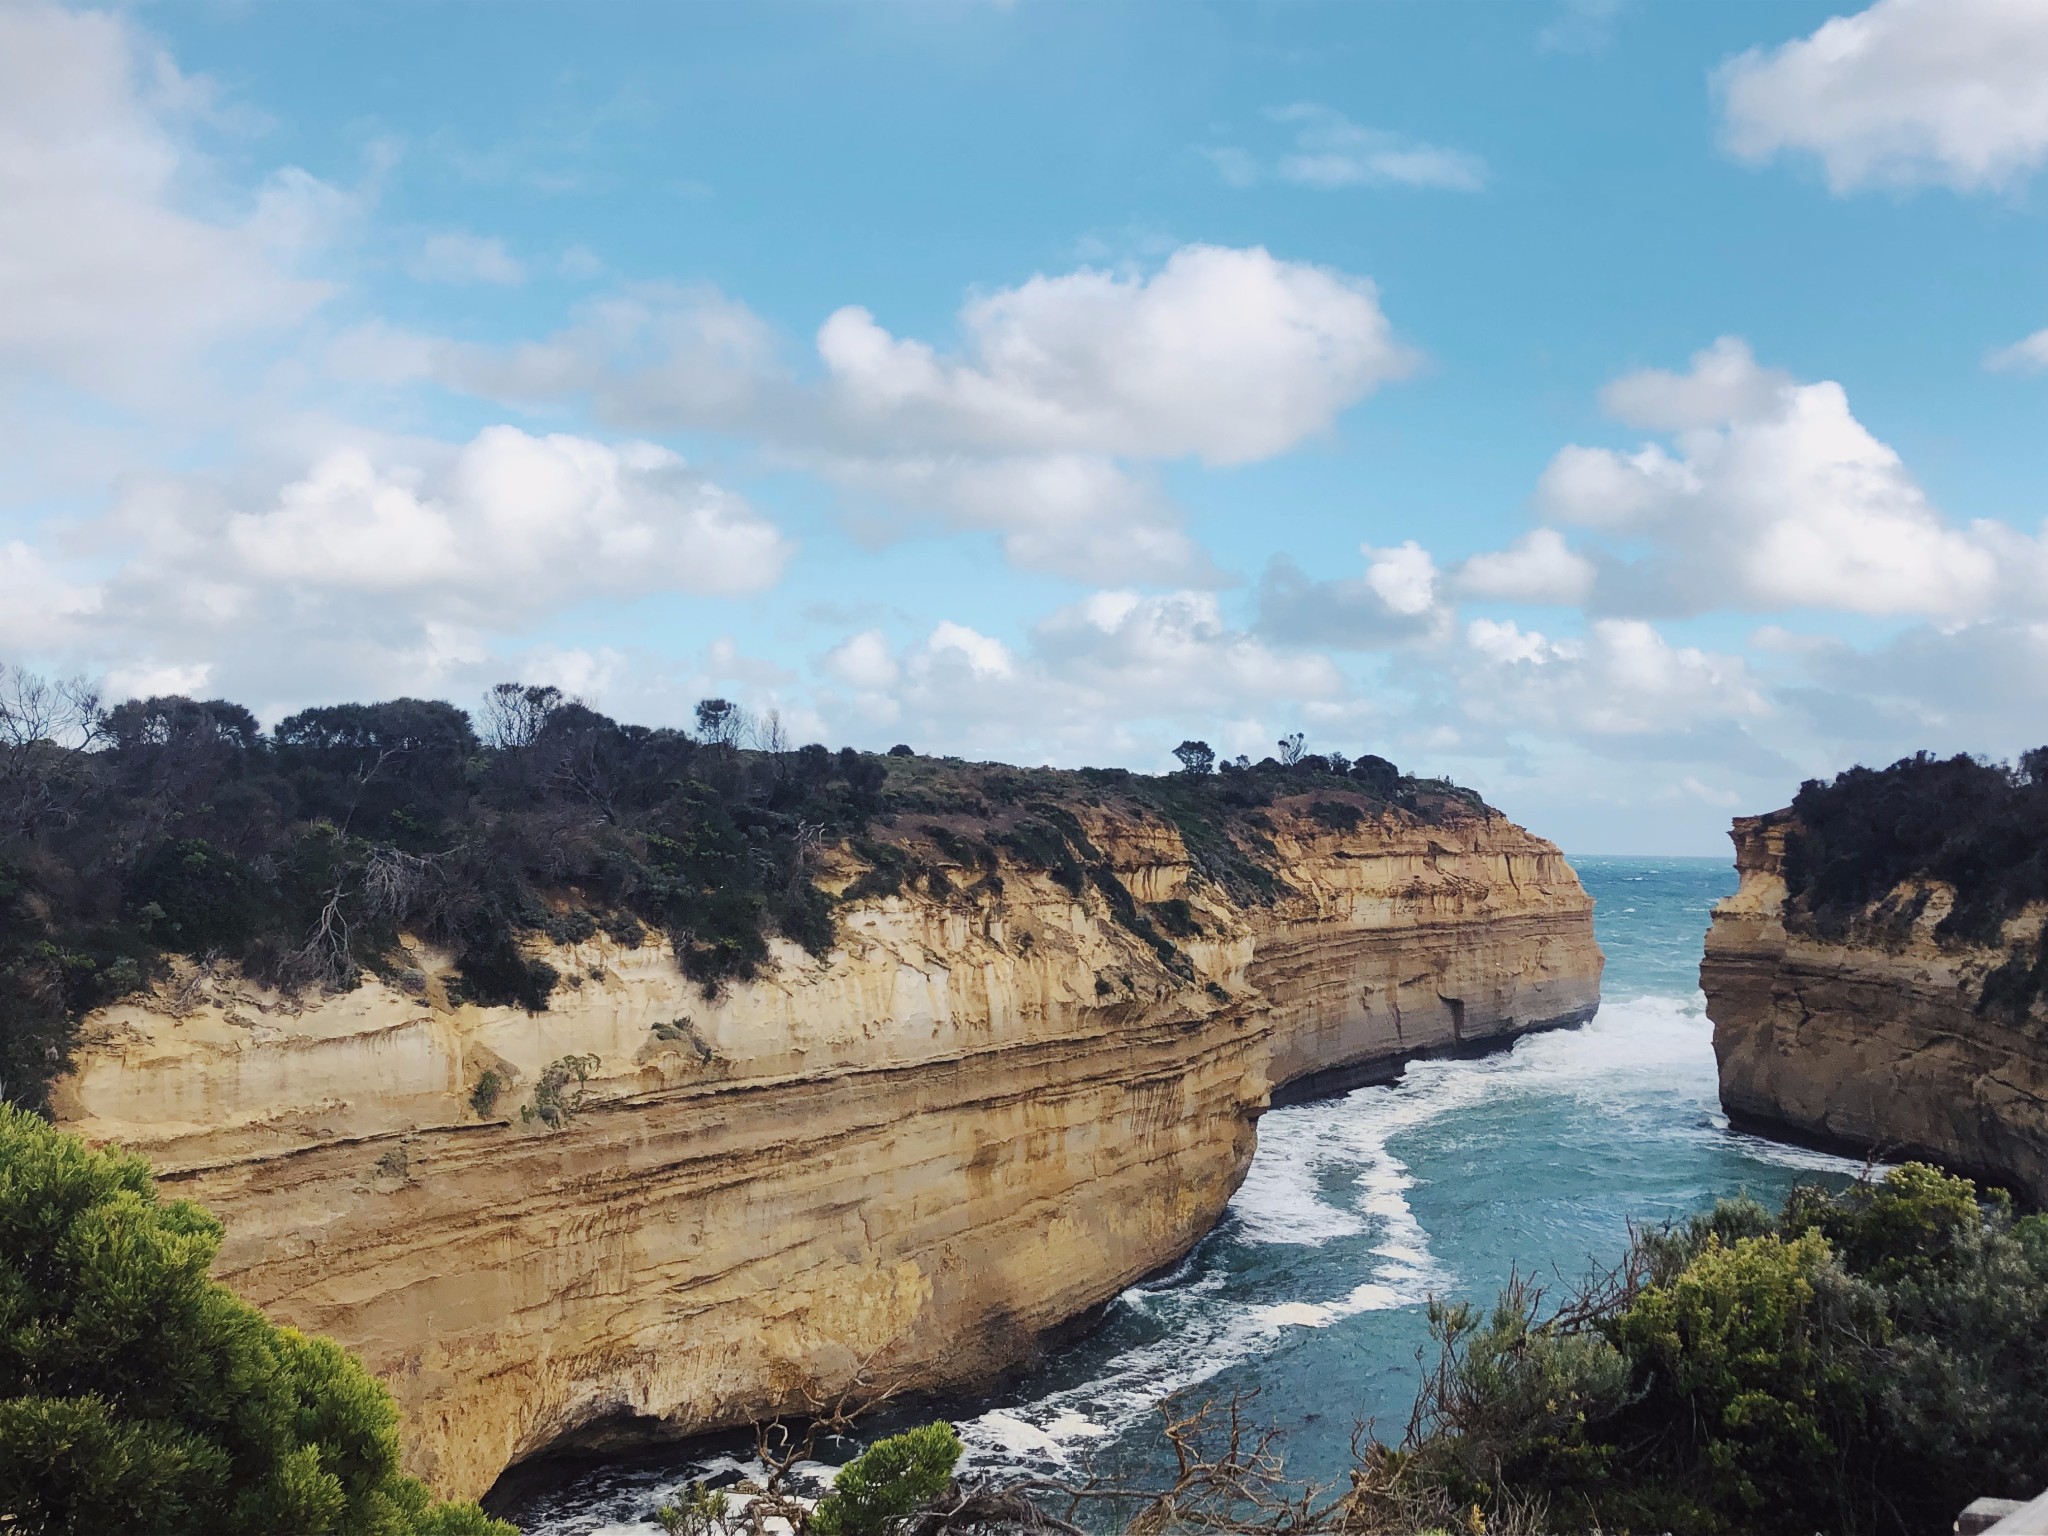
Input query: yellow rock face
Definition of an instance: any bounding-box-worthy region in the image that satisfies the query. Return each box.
[1703,814,2048,1206]
[54,797,1599,1500]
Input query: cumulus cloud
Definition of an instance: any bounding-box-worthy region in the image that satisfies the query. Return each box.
[209,426,788,615]
[1459,617,1768,738]
[0,2,341,402]
[1453,528,1596,605]
[1533,336,2040,618]
[19,425,792,708]
[426,246,1414,581]
[817,244,1414,465]
[1718,0,2048,193]
[1257,543,1454,648]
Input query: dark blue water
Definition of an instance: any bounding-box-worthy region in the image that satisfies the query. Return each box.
[515,857,1861,1533]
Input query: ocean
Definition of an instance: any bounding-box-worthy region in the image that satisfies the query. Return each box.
[506,855,1867,1533]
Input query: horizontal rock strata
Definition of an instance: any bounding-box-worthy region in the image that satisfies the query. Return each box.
[56,797,1600,1500]
[1703,814,2048,1205]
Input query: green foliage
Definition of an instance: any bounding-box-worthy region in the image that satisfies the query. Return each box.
[1398,1163,2048,1536]
[0,1105,512,1536]
[521,1053,600,1130]
[0,679,896,1110]
[809,1422,962,1536]
[467,1071,502,1120]
[1781,751,2048,1013]
[655,1481,729,1536]
[0,668,1486,1112]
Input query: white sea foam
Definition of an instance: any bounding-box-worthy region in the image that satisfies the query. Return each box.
[954,990,1845,1479]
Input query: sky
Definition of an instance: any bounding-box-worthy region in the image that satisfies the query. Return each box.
[2,0,2046,853]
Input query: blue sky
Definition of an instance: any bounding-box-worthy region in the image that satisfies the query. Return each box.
[2,0,2046,852]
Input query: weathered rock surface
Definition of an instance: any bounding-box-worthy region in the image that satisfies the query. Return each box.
[55,797,1599,1500]
[1703,814,2048,1205]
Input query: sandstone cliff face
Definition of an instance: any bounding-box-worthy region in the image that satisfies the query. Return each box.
[55,798,1599,1500]
[1703,814,2048,1205]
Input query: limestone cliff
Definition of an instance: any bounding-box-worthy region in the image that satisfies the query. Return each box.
[1703,813,2048,1204]
[55,793,1599,1501]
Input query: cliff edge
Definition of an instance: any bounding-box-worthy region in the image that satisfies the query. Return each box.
[54,770,1598,1500]
[1703,757,2048,1207]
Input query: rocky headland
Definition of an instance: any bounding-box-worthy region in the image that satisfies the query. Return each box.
[1703,753,2048,1208]
[48,748,1599,1501]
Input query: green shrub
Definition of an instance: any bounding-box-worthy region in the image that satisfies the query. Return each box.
[809,1422,962,1536]
[1396,1163,2048,1536]
[0,1105,511,1536]
[521,1053,600,1131]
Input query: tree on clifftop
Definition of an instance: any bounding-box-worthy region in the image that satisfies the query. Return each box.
[0,1106,512,1536]
[1172,740,1215,776]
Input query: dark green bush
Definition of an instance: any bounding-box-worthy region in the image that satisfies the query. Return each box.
[1399,1163,2048,1536]
[0,1106,511,1535]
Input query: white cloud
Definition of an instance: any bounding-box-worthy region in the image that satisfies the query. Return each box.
[1599,336,1794,430]
[1362,541,1440,617]
[926,621,1015,678]
[1454,528,1597,605]
[410,230,523,285]
[1459,618,1768,737]
[0,2,340,402]
[1257,543,1453,649]
[1987,326,2048,374]
[216,426,790,615]
[819,591,1351,767]
[820,452,1216,585]
[1718,0,2048,193]
[11,426,794,711]
[1269,105,1488,192]
[409,246,1418,583]
[817,245,1415,466]
[823,630,900,692]
[1535,336,2035,617]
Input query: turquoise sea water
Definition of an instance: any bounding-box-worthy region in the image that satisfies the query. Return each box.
[508,856,1863,1533]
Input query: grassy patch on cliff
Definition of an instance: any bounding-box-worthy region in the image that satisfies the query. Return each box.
[0,671,1486,1113]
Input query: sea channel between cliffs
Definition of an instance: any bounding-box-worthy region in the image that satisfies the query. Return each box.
[500,857,1872,1536]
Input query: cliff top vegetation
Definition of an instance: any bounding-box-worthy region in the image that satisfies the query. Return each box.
[0,667,1483,1113]
[1775,747,2048,1020]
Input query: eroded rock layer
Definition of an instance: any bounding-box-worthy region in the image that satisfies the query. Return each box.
[56,797,1599,1500]
[1704,814,2048,1205]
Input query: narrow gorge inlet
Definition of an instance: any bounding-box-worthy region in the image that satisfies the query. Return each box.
[10,7,2048,1525]
[501,856,1867,1535]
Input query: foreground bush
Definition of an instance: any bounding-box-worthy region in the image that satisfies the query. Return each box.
[810,1423,963,1536]
[0,1106,513,1536]
[1398,1163,2048,1535]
